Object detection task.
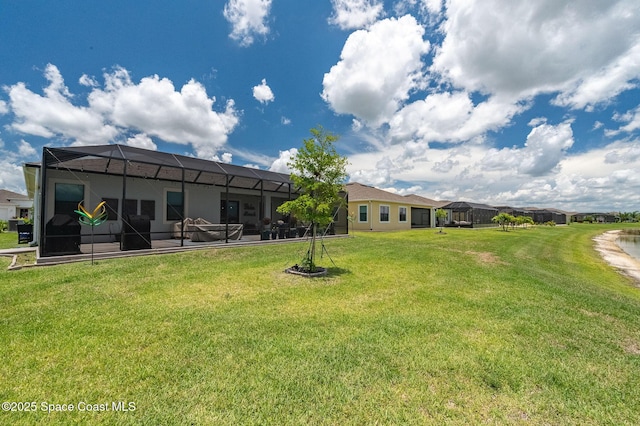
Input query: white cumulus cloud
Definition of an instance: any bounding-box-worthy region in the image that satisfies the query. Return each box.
[607,105,640,136]
[223,0,272,46]
[0,157,26,193]
[269,148,297,174]
[481,121,575,177]
[88,67,239,158]
[4,64,240,160]
[252,78,275,104]
[17,139,37,157]
[322,15,430,127]
[389,92,527,144]
[126,133,157,151]
[7,64,118,144]
[79,74,98,87]
[431,0,640,107]
[329,0,385,30]
[323,0,640,211]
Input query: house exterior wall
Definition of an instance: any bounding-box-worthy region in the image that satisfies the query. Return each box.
[348,200,412,231]
[43,169,289,243]
[0,199,32,221]
[0,205,14,221]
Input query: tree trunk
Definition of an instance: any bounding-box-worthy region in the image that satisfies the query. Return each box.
[310,221,317,272]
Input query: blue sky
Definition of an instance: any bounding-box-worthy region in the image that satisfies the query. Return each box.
[1,0,639,212]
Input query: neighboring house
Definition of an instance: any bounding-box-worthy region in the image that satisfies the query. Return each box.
[345,182,441,231]
[496,206,572,225]
[440,201,498,228]
[0,189,32,221]
[24,144,350,257]
[403,194,449,228]
[572,212,618,223]
[526,208,568,225]
[495,206,535,220]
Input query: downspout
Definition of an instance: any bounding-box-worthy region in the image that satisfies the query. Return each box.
[369,200,373,231]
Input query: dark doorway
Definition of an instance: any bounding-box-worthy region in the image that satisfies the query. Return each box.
[411,208,431,228]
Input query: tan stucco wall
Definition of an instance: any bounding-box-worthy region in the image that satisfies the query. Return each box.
[348,201,413,231]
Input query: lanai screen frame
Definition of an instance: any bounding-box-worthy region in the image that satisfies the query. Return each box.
[39,144,300,256]
[442,201,498,227]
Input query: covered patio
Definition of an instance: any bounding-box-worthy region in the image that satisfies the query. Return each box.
[26,144,332,258]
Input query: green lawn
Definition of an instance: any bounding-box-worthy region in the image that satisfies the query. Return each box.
[0,231,21,250]
[2,224,640,424]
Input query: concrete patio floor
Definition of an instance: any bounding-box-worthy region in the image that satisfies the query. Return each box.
[1,233,348,268]
[37,234,290,266]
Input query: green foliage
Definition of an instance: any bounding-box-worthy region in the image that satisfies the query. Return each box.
[0,220,7,233]
[277,126,348,272]
[619,211,640,222]
[515,215,534,228]
[492,212,515,231]
[277,126,348,228]
[435,208,447,232]
[435,208,447,220]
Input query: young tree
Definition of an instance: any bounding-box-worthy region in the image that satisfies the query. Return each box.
[492,212,515,231]
[277,126,348,273]
[435,208,448,233]
[515,215,534,229]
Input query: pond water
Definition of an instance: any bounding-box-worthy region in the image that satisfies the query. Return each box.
[616,234,640,261]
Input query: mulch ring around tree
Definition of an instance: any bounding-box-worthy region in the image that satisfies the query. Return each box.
[285,265,328,278]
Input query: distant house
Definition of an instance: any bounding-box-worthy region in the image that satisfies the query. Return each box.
[441,201,498,228]
[572,212,618,223]
[403,193,449,228]
[0,189,32,221]
[495,206,535,220]
[527,208,568,225]
[345,182,442,231]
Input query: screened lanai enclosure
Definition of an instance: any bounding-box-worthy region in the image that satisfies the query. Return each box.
[441,201,498,228]
[26,144,348,258]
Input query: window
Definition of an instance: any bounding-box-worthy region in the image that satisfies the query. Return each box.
[166,191,183,221]
[102,198,119,221]
[379,205,390,222]
[54,183,84,217]
[358,205,368,222]
[399,206,407,222]
[141,200,156,220]
[452,211,467,222]
[123,199,138,218]
[221,200,239,223]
